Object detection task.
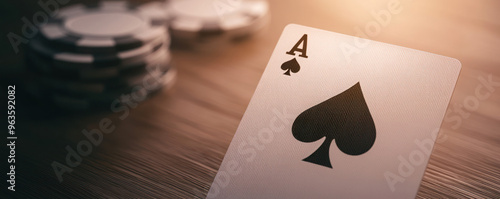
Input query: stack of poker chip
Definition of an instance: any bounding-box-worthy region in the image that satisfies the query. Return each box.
[25,1,176,111]
[145,0,270,49]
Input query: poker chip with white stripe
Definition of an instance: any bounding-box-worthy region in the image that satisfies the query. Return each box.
[29,56,173,95]
[166,0,270,43]
[29,34,167,68]
[38,1,168,53]
[27,46,171,80]
[25,68,177,111]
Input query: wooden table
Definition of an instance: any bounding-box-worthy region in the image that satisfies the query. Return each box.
[4,0,499,198]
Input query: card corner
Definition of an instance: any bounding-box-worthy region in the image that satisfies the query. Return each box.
[283,23,302,31]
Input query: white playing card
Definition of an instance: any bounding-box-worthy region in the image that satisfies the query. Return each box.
[208,24,461,199]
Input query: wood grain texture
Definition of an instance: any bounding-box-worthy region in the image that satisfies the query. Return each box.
[5,0,500,198]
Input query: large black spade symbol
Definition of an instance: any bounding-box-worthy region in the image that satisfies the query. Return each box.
[292,82,376,168]
[281,58,301,76]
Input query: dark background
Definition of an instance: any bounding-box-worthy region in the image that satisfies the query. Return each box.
[2,0,500,198]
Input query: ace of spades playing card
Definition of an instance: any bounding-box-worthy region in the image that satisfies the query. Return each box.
[208,24,461,198]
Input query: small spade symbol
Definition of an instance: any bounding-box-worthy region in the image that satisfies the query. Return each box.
[292,82,376,168]
[281,58,301,76]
